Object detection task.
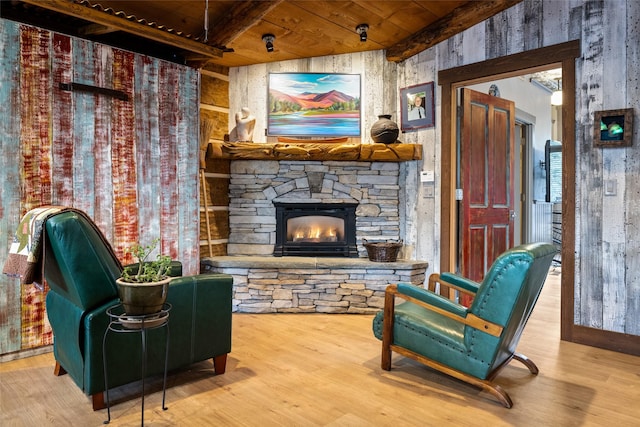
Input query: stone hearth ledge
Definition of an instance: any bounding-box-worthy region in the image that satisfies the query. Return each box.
[200,256,429,314]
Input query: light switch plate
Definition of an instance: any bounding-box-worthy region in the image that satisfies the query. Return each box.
[420,170,435,182]
[604,179,617,196]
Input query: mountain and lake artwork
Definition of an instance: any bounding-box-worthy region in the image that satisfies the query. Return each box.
[267,73,361,137]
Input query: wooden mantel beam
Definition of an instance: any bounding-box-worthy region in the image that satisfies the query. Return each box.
[207,142,422,162]
[386,0,523,63]
[20,0,224,60]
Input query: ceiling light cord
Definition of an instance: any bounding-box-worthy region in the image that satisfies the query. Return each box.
[203,0,209,43]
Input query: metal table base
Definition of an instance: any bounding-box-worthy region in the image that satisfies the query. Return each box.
[103,303,171,426]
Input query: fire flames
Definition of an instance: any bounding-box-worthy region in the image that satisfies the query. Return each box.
[287,216,343,243]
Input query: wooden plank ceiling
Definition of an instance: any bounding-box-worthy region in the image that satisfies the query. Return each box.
[4,0,522,68]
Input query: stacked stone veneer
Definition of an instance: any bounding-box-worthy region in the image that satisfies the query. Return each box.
[201,257,428,313]
[206,159,429,313]
[227,160,401,257]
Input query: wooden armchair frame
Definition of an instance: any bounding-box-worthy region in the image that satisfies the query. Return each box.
[381,274,539,408]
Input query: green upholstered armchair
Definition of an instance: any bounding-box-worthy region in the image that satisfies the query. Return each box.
[43,210,233,410]
[372,243,557,408]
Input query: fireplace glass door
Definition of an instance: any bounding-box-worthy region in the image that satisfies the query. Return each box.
[274,202,358,257]
[287,216,344,243]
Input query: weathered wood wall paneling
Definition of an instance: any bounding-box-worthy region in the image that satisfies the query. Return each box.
[397,46,438,267]
[52,33,74,207]
[20,26,52,211]
[178,64,201,267]
[624,0,640,335]
[578,1,605,328]
[0,21,200,354]
[601,0,628,332]
[135,55,162,252]
[112,49,140,258]
[0,19,23,354]
[72,38,98,219]
[92,44,115,237]
[17,26,54,349]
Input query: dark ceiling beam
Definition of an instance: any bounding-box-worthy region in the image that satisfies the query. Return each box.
[19,0,224,59]
[78,22,117,36]
[208,0,284,46]
[386,0,523,63]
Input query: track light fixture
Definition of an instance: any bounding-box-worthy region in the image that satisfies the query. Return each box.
[262,34,275,52]
[356,24,369,42]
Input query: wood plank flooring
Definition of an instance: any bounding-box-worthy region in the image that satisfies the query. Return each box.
[1,268,639,426]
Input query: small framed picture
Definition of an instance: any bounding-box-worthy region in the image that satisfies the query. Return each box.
[400,82,435,132]
[594,108,634,147]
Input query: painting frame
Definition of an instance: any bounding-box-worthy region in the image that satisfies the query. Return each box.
[594,108,634,147]
[400,82,435,132]
[267,72,361,138]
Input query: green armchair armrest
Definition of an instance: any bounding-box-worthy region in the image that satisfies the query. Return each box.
[396,283,468,318]
[439,272,481,294]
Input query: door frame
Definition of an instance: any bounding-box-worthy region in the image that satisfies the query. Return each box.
[439,41,587,343]
[440,40,640,355]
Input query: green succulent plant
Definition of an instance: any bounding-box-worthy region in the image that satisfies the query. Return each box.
[119,238,172,283]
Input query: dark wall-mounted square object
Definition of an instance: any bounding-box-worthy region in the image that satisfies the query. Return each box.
[594,108,634,147]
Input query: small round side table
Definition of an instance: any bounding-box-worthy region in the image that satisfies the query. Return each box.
[102,303,171,426]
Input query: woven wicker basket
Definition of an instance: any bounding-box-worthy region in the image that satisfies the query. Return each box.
[363,239,403,262]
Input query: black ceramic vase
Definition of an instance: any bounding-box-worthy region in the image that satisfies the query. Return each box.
[370,114,399,144]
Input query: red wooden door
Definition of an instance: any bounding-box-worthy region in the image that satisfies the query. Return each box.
[459,88,515,304]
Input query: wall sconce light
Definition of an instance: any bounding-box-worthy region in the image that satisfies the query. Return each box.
[262,34,275,52]
[356,24,369,42]
[551,78,562,106]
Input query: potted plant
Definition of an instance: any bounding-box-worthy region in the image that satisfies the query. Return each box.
[115,238,173,315]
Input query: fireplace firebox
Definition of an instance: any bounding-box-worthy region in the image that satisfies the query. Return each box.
[273,202,358,257]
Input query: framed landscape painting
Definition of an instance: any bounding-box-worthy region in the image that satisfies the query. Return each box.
[267,72,361,138]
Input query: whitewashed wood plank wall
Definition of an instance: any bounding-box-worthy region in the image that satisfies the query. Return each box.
[229,0,640,336]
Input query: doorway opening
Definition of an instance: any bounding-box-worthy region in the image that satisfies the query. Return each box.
[457,71,562,273]
[438,40,580,345]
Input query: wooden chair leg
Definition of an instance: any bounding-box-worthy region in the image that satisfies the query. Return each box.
[92,392,105,411]
[53,362,67,376]
[513,353,539,375]
[381,286,396,371]
[479,381,513,409]
[213,354,227,374]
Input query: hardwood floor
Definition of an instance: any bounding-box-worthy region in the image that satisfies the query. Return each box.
[1,268,639,426]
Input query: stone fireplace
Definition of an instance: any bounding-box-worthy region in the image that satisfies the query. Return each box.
[227,160,402,257]
[201,158,428,313]
[273,201,358,257]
